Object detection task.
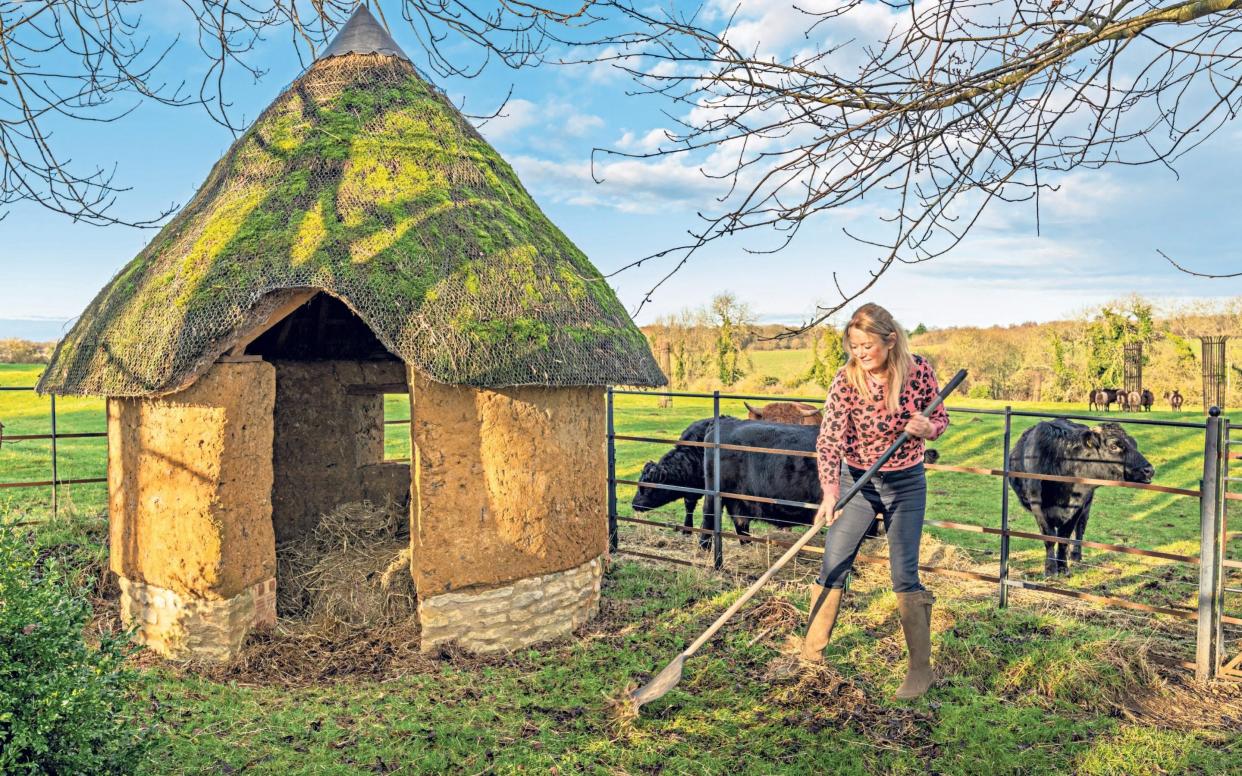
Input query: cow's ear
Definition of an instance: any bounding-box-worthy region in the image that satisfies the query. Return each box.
[1081,428,1102,449]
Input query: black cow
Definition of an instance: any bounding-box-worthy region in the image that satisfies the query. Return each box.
[635,417,934,549]
[1007,419,1154,575]
[631,416,746,541]
[700,419,823,547]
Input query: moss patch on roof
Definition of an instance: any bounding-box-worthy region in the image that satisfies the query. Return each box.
[39,55,664,396]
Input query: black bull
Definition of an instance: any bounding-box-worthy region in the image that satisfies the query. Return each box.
[1007,419,1155,575]
[632,418,944,548]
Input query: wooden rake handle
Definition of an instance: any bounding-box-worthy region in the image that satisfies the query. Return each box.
[679,368,967,660]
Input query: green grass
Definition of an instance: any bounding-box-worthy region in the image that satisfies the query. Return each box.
[1,364,107,519]
[7,366,1241,774]
[610,391,1239,630]
[747,348,816,385]
[19,517,1242,775]
[5,361,1236,615]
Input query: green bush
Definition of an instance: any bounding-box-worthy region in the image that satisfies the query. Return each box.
[0,526,151,774]
[759,375,780,388]
[967,383,992,399]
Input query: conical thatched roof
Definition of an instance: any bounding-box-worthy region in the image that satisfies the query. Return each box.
[39,6,664,396]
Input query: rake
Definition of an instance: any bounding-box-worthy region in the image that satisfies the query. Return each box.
[627,368,967,713]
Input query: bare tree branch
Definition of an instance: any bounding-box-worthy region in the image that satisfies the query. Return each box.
[568,0,1242,333]
[1158,248,1242,277]
[0,0,600,225]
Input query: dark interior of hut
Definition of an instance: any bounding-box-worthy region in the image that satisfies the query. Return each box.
[244,291,414,622]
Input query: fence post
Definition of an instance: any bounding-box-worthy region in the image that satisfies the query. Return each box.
[1197,407,1226,681]
[712,391,723,570]
[607,387,618,554]
[999,406,1012,608]
[50,394,58,520]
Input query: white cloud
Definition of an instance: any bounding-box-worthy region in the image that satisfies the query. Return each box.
[564,112,605,136]
[477,97,606,143]
[510,153,728,213]
[615,128,677,154]
[1040,172,1127,223]
[479,98,539,140]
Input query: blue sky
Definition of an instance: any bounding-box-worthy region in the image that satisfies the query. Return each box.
[3,1,1241,340]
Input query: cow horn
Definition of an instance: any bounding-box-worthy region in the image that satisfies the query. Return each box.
[744,401,760,416]
[796,405,821,416]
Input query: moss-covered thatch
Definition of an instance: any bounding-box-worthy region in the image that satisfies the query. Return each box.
[39,37,663,396]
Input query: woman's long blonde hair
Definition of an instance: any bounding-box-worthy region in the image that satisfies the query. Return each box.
[842,303,913,414]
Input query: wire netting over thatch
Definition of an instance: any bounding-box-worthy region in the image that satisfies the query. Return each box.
[39,53,664,396]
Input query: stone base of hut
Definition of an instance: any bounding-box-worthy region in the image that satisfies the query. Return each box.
[418,556,603,653]
[118,576,276,661]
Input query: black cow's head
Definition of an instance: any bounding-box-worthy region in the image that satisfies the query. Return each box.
[631,461,681,512]
[1081,423,1155,484]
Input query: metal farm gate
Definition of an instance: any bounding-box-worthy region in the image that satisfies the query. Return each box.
[607,389,1241,681]
[1220,419,1242,678]
[0,386,107,522]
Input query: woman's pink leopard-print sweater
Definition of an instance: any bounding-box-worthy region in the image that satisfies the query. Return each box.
[815,355,949,491]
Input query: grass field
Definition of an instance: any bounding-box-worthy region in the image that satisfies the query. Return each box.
[747,348,817,385]
[7,361,1242,773]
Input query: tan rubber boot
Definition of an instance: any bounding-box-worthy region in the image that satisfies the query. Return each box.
[799,584,843,663]
[894,590,935,699]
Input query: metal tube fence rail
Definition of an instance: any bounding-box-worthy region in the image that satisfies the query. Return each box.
[606,388,1237,681]
[0,385,417,511]
[0,385,107,519]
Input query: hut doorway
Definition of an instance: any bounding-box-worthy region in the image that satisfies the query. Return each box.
[242,291,414,621]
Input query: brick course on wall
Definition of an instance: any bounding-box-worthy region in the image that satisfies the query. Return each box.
[418,556,603,653]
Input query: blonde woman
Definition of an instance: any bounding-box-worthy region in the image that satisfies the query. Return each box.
[801,303,949,700]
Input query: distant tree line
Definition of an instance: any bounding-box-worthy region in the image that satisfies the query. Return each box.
[916,296,1239,407]
[0,340,54,364]
[644,294,1240,406]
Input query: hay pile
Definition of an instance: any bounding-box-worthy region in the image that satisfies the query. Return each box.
[276,500,416,631]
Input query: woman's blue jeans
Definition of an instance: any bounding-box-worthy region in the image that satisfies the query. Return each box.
[816,462,927,593]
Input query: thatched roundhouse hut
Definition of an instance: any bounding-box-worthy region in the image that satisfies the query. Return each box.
[39,7,663,661]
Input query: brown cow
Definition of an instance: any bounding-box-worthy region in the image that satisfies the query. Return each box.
[744,401,823,425]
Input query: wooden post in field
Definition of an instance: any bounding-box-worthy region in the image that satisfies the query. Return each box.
[658,343,672,408]
[1196,408,1225,681]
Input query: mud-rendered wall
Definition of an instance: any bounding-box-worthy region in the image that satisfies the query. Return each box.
[270,360,410,544]
[108,360,277,659]
[408,369,607,595]
[408,368,606,651]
